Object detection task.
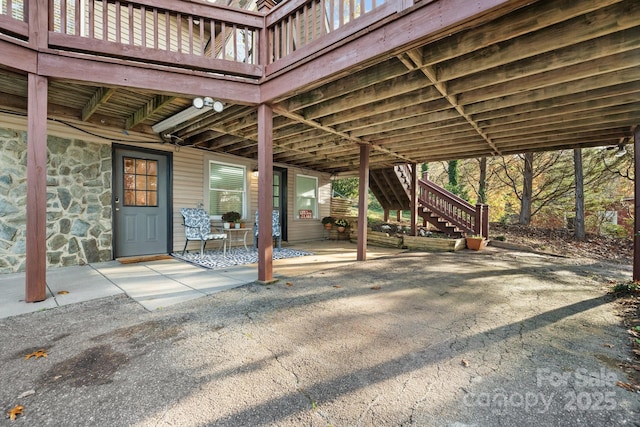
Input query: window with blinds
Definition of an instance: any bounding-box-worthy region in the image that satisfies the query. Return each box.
[209,161,246,217]
[295,174,318,219]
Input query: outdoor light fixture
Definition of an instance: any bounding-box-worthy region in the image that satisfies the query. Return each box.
[615,145,627,158]
[152,97,224,134]
[192,96,224,112]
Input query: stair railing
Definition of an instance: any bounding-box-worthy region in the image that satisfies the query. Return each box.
[418,172,489,238]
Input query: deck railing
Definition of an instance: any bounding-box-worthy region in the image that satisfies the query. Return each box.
[265,0,405,74]
[0,0,263,77]
[48,0,262,76]
[418,172,489,238]
[0,0,28,39]
[1,0,420,78]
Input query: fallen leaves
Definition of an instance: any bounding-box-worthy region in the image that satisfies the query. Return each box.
[616,381,640,392]
[57,290,69,295]
[285,282,294,287]
[7,405,23,421]
[24,349,47,359]
[461,359,470,367]
[332,285,342,288]
[370,286,381,290]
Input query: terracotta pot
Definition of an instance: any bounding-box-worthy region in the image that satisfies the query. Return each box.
[337,226,345,232]
[466,237,486,251]
[324,223,332,230]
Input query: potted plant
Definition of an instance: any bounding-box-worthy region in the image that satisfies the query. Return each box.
[465,235,487,251]
[335,218,349,232]
[222,211,241,228]
[321,216,334,230]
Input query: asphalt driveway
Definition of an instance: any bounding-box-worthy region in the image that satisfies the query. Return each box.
[1,247,639,426]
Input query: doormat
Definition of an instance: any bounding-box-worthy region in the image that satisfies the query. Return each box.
[117,254,174,264]
[172,247,313,270]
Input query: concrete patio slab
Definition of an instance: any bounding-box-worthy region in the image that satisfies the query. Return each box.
[0,247,636,426]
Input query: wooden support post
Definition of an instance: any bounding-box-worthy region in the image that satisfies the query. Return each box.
[357,144,370,261]
[475,203,483,238]
[396,210,401,222]
[410,163,418,236]
[634,125,640,282]
[257,104,275,283]
[482,204,489,239]
[29,0,49,50]
[26,73,48,302]
[383,209,389,222]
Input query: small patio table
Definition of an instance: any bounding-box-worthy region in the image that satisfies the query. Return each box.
[224,227,252,251]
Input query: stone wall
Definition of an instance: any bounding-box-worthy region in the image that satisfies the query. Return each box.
[0,128,112,273]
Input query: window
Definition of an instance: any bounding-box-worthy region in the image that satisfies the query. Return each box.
[296,174,318,219]
[209,162,245,217]
[123,157,158,206]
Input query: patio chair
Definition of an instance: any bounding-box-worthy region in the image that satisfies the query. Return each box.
[253,210,282,249]
[180,208,227,256]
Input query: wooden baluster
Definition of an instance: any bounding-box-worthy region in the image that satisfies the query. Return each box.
[128,4,133,45]
[88,0,94,38]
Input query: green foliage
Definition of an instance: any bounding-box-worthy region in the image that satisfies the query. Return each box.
[600,223,628,238]
[448,160,458,187]
[331,177,359,199]
[445,160,469,201]
[221,211,241,222]
[335,218,349,227]
[321,216,334,225]
[368,189,382,211]
[612,281,639,294]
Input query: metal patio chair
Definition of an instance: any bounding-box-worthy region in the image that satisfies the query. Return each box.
[253,210,282,249]
[181,208,227,255]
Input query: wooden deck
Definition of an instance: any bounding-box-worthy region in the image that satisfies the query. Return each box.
[0,0,637,173]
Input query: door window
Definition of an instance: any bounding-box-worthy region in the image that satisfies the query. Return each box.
[123,157,158,206]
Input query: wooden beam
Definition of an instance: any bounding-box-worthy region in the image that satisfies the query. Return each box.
[324,94,449,130]
[272,105,417,164]
[477,94,640,129]
[448,27,640,95]
[460,50,640,106]
[81,87,115,122]
[25,73,48,303]
[634,125,640,281]
[465,67,640,115]
[37,53,261,105]
[302,70,436,120]
[473,81,640,123]
[260,0,525,103]
[410,164,418,236]
[257,104,275,284]
[357,144,370,261]
[438,1,639,82]
[369,172,394,208]
[418,0,623,67]
[125,95,174,129]
[403,50,501,156]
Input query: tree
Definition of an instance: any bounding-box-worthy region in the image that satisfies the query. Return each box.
[478,157,487,204]
[495,151,575,226]
[574,148,585,240]
[446,160,468,200]
[331,177,359,200]
[520,152,533,225]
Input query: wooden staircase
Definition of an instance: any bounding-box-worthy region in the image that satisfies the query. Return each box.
[369,165,488,239]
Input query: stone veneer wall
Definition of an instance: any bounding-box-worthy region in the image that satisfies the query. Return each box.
[0,127,113,273]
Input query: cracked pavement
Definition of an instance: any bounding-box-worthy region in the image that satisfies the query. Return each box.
[1,247,639,426]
